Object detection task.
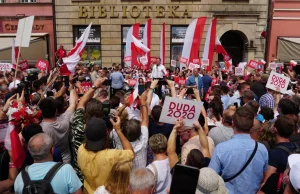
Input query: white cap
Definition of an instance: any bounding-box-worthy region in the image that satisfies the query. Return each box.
[288,154,300,193]
[284,90,295,97]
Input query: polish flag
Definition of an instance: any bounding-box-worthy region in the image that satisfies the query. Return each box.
[129,81,139,106]
[202,18,216,72]
[160,23,166,65]
[12,39,21,68]
[131,35,150,56]
[143,19,152,69]
[4,123,26,168]
[216,36,231,61]
[125,23,140,68]
[60,23,92,76]
[180,17,207,67]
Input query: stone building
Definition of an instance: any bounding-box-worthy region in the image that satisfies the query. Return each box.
[55,0,268,67]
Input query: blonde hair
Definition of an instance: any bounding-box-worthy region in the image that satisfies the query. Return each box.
[104,160,133,194]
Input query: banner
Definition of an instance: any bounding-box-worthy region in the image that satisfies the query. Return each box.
[201,59,209,67]
[143,19,152,69]
[125,23,140,68]
[235,67,244,76]
[248,60,259,69]
[159,96,203,127]
[202,18,216,71]
[266,71,290,94]
[15,16,34,47]
[128,79,137,87]
[269,62,276,70]
[35,60,49,71]
[139,56,148,65]
[13,60,29,71]
[0,63,12,71]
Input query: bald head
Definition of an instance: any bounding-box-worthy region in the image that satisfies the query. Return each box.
[223,109,235,126]
[130,168,155,194]
[28,133,53,161]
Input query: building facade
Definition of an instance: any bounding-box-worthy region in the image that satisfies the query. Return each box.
[0,0,55,66]
[55,0,268,67]
[267,0,300,67]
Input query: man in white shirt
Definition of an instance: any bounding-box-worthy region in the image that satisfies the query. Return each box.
[151,58,166,79]
[8,71,23,90]
[227,82,251,109]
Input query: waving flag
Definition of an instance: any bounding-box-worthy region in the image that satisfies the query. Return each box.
[180,17,207,67]
[132,35,150,56]
[143,19,152,69]
[125,23,140,68]
[216,36,231,61]
[60,23,92,76]
[202,18,216,72]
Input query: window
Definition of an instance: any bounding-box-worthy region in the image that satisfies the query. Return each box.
[0,0,6,3]
[73,25,101,66]
[20,0,36,2]
[170,25,188,68]
[121,25,144,67]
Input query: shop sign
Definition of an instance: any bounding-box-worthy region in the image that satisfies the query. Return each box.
[79,5,191,19]
[74,26,101,43]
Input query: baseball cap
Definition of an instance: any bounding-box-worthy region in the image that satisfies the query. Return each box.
[85,118,107,152]
[196,168,228,194]
[288,154,300,193]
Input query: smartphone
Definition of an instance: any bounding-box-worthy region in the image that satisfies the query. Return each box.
[62,76,70,88]
[158,80,167,85]
[103,79,112,86]
[138,85,145,96]
[186,88,194,95]
[170,164,200,194]
[234,102,238,108]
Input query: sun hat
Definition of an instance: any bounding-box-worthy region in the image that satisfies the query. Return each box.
[196,168,229,194]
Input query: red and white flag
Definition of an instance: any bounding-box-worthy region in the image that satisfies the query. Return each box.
[143,19,152,69]
[5,123,26,168]
[180,17,207,67]
[132,35,150,56]
[160,23,166,65]
[129,81,139,106]
[216,36,231,61]
[290,60,297,67]
[60,23,92,76]
[202,18,216,72]
[125,23,140,68]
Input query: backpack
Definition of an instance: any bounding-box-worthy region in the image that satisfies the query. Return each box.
[275,142,300,155]
[21,162,64,194]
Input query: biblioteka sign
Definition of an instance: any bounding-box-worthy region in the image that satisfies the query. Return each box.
[79,5,192,19]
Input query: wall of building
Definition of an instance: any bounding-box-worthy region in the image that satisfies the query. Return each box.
[55,0,268,67]
[268,0,300,63]
[0,0,55,65]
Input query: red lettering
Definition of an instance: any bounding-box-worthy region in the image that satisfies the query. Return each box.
[167,109,173,117]
[169,102,176,110]
[190,106,195,112]
[183,104,189,112]
[176,103,183,111]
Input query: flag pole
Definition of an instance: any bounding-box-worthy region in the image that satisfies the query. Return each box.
[14,18,26,88]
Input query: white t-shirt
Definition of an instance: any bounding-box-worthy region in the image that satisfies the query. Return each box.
[150,93,160,110]
[147,159,172,194]
[151,64,166,79]
[8,80,21,90]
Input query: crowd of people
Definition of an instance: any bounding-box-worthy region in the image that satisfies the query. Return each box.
[0,58,300,194]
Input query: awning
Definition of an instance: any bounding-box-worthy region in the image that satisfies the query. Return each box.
[0,33,49,65]
[277,37,300,63]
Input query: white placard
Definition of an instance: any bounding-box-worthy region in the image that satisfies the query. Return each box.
[140,56,148,65]
[0,63,12,72]
[269,62,276,70]
[235,67,244,76]
[201,59,209,67]
[276,62,284,68]
[189,63,200,70]
[15,16,35,47]
[171,60,176,67]
[180,63,187,70]
[266,71,290,94]
[159,96,203,127]
[238,62,247,68]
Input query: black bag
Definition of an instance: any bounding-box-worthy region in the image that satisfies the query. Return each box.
[0,149,9,181]
[21,162,64,194]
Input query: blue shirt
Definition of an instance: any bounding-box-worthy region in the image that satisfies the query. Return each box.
[221,95,230,111]
[110,72,124,89]
[14,162,82,194]
[209,134,268,194]
[186,75,204,96]
[201,75,212,93]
